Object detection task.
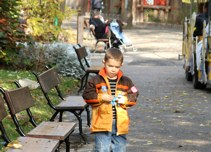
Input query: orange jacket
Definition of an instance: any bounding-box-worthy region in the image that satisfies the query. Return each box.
[82,68,139,135]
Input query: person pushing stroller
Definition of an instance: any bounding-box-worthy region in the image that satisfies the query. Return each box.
[89,10,109,40]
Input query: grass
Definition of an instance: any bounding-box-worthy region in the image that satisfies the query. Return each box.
[0,69,79,151]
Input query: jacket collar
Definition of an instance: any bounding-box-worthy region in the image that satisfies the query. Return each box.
[99,68,123,80]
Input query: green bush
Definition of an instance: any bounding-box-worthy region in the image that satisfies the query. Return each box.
[18,43,88,79]
[20,0,76,42]
[0,0,76,69]
[0,0,26,67]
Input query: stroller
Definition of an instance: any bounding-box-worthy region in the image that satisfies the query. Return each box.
[109,19,134,52]
[89,16,134,52]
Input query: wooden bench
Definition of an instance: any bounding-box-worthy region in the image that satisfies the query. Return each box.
[73,45,102,93]
[0,95,60,152]
[32,67,90,143]
[6,137,59,152]
[0,86,76,152]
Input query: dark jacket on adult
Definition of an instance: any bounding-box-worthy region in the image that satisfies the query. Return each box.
[89,17,106,39]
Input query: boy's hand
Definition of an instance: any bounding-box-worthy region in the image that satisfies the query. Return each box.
[102,94,113,103]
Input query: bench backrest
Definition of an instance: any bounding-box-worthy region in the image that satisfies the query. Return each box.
[4,87,34,115]
[1,86,38,136]
[37,67,61,93]
[74,46,90,71]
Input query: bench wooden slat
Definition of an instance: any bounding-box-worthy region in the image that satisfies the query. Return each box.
[6,137,59,152]
[87,65,102,73]
[56,96,87,110]
[27,122,76,140]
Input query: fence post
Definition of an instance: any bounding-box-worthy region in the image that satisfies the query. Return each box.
[77,15,84,45]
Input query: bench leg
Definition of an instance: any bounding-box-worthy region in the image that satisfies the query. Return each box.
[77,73,87,94]
[12,116,25,136]
[72,111,88,144]
[65,135,70,152]
[27,109,37,127]
[80,133,88,144]
[94,41,99,53]
[59,111,64,122]
[50,111,59,121]
[0,122,10,145]
[84,73,89,88]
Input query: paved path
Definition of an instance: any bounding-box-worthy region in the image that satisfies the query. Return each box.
[61,24,211,152]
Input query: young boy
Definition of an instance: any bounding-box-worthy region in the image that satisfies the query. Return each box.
[82,48,139,152]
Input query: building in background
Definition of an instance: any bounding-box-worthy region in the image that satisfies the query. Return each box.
[65,0,199,25]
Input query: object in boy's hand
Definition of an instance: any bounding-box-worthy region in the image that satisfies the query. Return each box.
[117,94,125,104]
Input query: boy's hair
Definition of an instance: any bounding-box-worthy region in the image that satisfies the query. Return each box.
[104,48,123,63]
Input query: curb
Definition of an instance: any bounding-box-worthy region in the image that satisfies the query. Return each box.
[130,22,182,30]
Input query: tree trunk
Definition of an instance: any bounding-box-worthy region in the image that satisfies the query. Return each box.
[126,0,133,27]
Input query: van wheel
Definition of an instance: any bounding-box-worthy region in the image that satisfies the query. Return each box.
[193,69,206,89]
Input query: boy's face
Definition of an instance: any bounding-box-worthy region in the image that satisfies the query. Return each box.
[103,58,122,79]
